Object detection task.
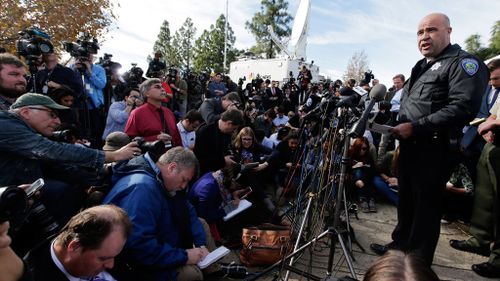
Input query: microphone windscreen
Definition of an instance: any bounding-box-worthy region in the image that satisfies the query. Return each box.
[369,84,387,101]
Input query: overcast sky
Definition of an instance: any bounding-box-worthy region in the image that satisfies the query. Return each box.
[99,0,499,86]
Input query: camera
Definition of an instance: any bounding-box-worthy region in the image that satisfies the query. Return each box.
[123,63,145,89]
[97,53,122,78]
[0,186,28,223]
[363,70,375,85]
[132,137,167,162]
[167,68,178,80]
[50,128,79,144]
[146,60,166,78]
[238,76,246,87]
[16,27,54,70]
[63,32,99,62]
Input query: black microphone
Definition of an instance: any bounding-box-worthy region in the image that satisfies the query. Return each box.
[349,84,387,138]
[302,96,339,119]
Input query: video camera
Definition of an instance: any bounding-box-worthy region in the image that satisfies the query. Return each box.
[146,59,166,78]
[63,32,99,62]
[16,27,54,72]
[123,63,145,89]
[97,53,122,78]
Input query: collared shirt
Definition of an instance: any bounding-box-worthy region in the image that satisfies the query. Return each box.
[176,121,196,149]
[489,88,500,118]
[124,102,182,145]
[50,240,116,281]
[390,88,403,113]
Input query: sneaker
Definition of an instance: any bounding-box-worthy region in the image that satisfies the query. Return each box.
[368,198,377,213]
[360,200,370,213]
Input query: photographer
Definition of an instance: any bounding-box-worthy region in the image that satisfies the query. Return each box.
[35,53,81,96]
[71,53,107,147]
[102,88,142,140]
[146,52,166,79]
[169,68,188,117]
[0,93,140,225]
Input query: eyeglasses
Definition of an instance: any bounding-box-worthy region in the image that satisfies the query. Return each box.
[28,107,59,119]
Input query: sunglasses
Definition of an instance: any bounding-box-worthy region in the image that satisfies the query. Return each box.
[28,107,59,119]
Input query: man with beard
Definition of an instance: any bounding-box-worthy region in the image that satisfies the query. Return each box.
[0,54,27,110]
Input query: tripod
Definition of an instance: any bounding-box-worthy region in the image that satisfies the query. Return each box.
[248,106,361,281]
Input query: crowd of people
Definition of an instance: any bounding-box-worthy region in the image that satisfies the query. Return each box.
[0,11,499,281]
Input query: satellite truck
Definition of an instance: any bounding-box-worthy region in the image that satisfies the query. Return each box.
[229,0,321,86]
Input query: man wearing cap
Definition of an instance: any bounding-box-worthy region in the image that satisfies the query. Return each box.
[0,93,140,228]
[0,53,27,111]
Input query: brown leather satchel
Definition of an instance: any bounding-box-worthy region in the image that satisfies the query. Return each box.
[239,223,292,266]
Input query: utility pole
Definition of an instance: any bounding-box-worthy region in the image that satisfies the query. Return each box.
[223,0,228,73]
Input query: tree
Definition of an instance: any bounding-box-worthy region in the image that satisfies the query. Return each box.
[343,50,370,84]
[153,20,180,68]
[0,0,116,54]
[246,0,293,59]
[171,18,197,71]
[464,20,500,60]
[489,20,500,52]
[193,15,238,73]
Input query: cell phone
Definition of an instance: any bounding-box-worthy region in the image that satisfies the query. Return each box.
[25,178,44,198]
[239,187,253,200]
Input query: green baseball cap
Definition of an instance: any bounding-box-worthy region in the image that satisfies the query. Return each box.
[10,93,69,110]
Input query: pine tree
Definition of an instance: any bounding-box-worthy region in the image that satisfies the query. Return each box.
[153,20,180,67]
[172,18,197,71]
[193,15,238,73]
[245,0,293,59]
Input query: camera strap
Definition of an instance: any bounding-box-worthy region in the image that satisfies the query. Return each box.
[157,107,170,134]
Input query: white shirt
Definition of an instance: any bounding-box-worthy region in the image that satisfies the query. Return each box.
[273,115,289,127]
[176,121,196,149]
[50,240,116,281]
[390,88,403,113]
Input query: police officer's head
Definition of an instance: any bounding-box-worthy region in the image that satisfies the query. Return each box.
[417,13,452,59]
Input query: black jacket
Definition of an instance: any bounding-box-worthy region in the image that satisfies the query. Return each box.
[399,44,489,138]
[24,238,69,281]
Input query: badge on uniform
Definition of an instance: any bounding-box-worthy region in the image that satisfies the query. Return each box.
[461,58,479,76]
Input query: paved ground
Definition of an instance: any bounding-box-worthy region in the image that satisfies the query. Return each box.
[219,203,495,280]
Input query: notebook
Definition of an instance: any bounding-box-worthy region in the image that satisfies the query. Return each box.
[223,199,252,221]
[197,246,230,269]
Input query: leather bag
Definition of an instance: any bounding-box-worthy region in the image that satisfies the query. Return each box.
[239,223,292,266]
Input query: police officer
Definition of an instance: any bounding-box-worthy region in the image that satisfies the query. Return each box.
[370,13,489,265]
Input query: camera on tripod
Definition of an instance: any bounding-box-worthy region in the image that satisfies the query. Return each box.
[16,27,54,68]
[63,32,99,64]
[97,53,122,78]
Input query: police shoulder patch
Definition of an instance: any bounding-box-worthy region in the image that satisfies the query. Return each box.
[461,58,479,76]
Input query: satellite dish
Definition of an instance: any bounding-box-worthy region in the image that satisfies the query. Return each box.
[289,0,311,60]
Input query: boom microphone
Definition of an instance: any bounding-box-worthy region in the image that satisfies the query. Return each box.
[349,84,387,138]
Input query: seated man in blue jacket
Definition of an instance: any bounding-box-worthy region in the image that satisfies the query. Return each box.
[104,147,210,281]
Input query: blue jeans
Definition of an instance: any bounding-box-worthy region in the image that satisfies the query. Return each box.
[373,176,399,205]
